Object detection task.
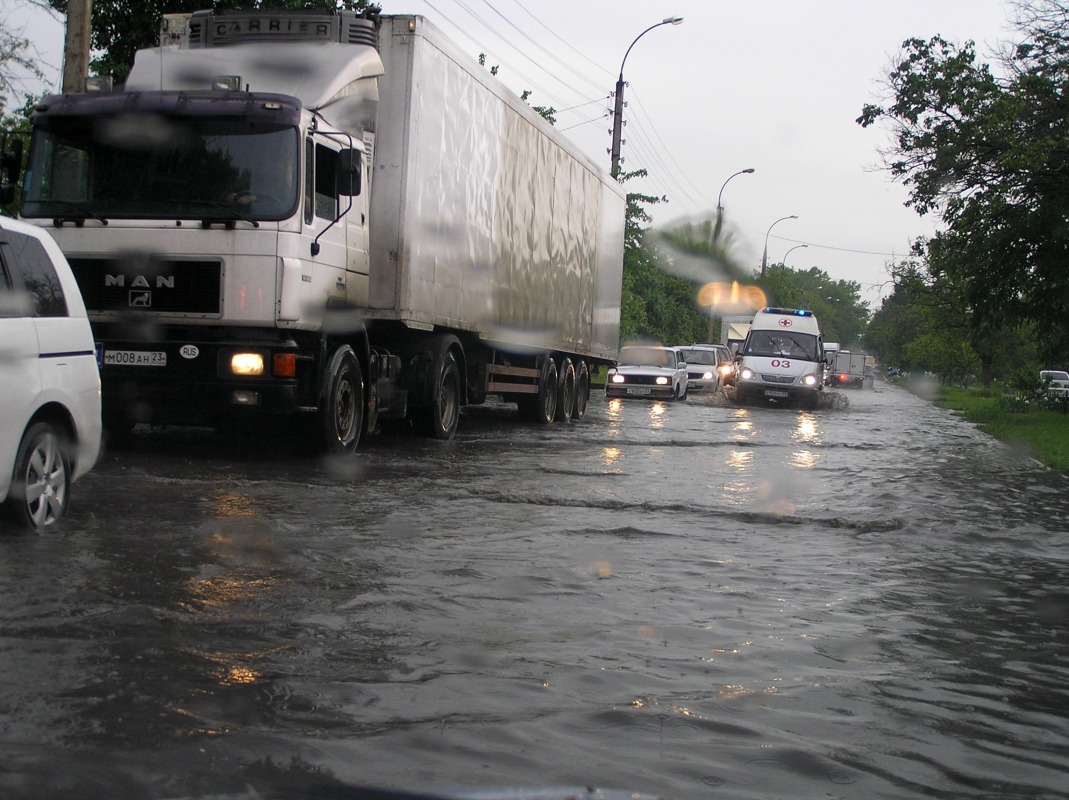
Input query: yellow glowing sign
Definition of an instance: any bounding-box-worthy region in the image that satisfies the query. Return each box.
[697,281,766,313]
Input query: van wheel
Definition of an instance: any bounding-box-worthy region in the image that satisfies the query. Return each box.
[320,346,364,454]
[5,422,71,529]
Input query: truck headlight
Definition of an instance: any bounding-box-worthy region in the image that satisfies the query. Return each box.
[740,367,755,380]
[803,374,818,387]
[231,352,265,376]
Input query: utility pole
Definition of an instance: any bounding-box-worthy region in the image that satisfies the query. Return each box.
[62,0,92,93]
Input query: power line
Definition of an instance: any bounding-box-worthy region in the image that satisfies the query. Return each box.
[479,0,608,97]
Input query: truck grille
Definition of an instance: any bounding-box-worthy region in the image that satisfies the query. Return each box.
[69,257,222,315]
[760,374,795,384]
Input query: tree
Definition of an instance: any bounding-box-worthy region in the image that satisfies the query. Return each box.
[857,0,1069,364]
[0,12,45,113]
[760,263,870,346]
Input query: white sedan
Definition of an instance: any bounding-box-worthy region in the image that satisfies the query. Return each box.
[605,345,688,401]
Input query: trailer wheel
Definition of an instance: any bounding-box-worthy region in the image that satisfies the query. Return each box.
[554,357,576,422]
[573,360,590,420]
[320,345,364,454]
[519,356,558,424]
[419,349,461,440]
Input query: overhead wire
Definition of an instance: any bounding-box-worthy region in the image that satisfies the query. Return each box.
[417,0,609,132]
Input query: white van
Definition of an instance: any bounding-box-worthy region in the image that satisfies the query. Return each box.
[734,307,828,407]
[0,216,102,528]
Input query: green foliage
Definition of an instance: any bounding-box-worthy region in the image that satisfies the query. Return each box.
[0,15,45,114]
[858,2,1069,364]
[759,263,869,346]
[519,90,555,124]
[619,234,708,345]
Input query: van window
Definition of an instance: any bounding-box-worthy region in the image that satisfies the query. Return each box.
[0,231,68,317]
[745,330,817,361]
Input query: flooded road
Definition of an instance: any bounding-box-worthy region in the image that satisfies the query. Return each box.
[1,380,1068,799]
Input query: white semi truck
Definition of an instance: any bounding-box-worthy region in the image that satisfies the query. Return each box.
[12,9,625,451]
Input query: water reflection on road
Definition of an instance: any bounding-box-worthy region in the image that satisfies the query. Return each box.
[1,381,1067,799]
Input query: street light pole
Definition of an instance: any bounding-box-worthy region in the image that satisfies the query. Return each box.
[714,167,755,242]
[782,243,808,267]
[610,16,684,178]
[760,214,798,278]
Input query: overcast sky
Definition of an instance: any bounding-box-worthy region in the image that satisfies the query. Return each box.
[6,0,1019,307]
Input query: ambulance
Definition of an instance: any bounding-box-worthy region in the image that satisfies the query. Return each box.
[734,307,829,407]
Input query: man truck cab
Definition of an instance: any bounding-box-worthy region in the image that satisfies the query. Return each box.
[734,307,828,408]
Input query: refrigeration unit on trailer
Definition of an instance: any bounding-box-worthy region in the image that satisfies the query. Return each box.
[12,8,625,451]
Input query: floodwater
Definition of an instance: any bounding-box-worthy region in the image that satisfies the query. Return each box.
[1,380,1067,799]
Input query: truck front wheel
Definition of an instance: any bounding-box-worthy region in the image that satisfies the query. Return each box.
[320,345,364,454]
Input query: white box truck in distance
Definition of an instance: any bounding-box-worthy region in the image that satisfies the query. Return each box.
[13,9,625,451]
[734,307,828,408]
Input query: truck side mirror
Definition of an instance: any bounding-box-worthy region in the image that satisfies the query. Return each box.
[336,148,362,196]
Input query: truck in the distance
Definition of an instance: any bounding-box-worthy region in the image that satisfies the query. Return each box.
[720,314,753,355]
[11,8,625,451]
[831,351,868,389]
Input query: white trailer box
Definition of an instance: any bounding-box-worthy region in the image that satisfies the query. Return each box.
[367,16,623,359]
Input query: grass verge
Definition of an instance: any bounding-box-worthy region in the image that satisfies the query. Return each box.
[926,384,1069,475]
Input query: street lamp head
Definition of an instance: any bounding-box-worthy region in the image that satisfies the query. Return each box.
[664,16,684,24]
[743,168,755,174]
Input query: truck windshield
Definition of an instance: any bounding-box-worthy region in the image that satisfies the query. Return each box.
[744,330,819,361]
[21,118,300,222]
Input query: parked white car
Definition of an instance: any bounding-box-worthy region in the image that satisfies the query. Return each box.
[1040,370,1069,399]
[1,216,102,528]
